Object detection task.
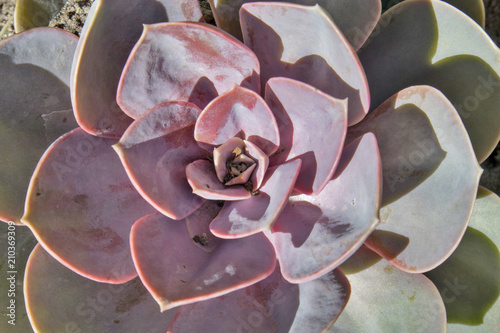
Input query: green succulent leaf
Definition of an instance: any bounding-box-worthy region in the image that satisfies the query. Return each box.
[426,186,500,331]
[14,0,67,32]
[335,246,446,332]
[381,0,484,27]
[360,0,500,163]
[347,85,482,273]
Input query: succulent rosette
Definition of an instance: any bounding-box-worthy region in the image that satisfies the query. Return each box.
[1,0,499,332]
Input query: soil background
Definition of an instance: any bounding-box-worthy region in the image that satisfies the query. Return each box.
[0,0,499,194]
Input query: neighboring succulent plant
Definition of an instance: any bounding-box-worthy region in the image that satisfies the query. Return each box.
[1,0,499,332]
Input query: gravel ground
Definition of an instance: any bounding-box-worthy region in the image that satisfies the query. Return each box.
[1,0,499,194]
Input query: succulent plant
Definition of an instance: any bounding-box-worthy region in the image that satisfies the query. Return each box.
[1,0,499,332]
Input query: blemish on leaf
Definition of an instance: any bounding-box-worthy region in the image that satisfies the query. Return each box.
[193,233,209,246]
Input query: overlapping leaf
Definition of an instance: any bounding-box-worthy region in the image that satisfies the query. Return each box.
[359,0,500,162]
[348,85,482,272]
[194,85,279,155]
[168,265,350,333]
[0,223,37,332]
[210,159,301,238]
[114,102,206,220]
[71,0,203,138]
[335,246,446,332]
[22,129,155,283]
[240,2,370,125]
[426,187,500,332]
[208,0,381,50]
[131,213,276,311]
[265,77,347,194]
[25,245,176,332]
[271,133,381,283]
[0,27,78,224]
[117,22,260,119]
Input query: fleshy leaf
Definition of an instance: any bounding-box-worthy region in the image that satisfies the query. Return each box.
[14,0,66,32]
[168,265,350,333]
[71,0,203,138]
[348,86,482,272]
[213,137,247,182]
[271,133,381,283]
[289,268,350,332]
[210,159,302,239]
[426,187,500,331]
[22,128,155,283]
[426,228,499,325]
[208,0,381,50]
[194,85,279,155]
[265,77,347,194]
[25,245,176,332]
[245,140,269,191]
[0,223,37,332]
[130,213,276,311]
[185,201,223,253]
[114,102,206,220]
[0,27,78,224]
[117,22,260,119]
[381,0,485,27]
[335,246,446,332]
[442,0,485,27]
[240,2,369,125]
[359,0,500,162]
[186,160,252,201]
[168,265,299,333]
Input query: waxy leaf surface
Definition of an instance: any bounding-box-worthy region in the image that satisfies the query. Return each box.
[335,247,446,332]
[195,85,279,155]
[168,265,300,333]
[240,2,369,125]
[0,27,78,224]
[186,159,252,201]
[25,245,176,332]
[381,0,485,27]
[427,187,500,332]
[131,213,276,311]
[271,133,381,283]
[348,86,482,272]
[289,268,350,332]
[208,0,381,50]
[168,265,350,333]
[22,128,155,283]
[114,102,206,220]
[359,0,500,162]
[265,77,347,194]
[71,0,203,138]
[118,22,260,118]
[210,159,302,238]
[0,223,37,332]
[185,201,223,253]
